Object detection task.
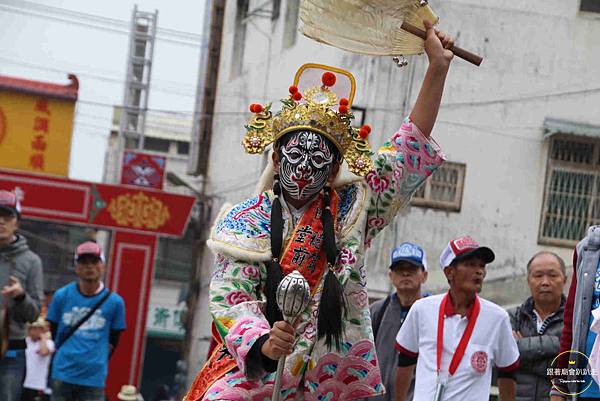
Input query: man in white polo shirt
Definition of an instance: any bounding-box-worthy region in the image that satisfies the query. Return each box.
[394,236,520,401]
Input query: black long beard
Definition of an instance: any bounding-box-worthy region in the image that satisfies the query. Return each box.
[264,182,346,350]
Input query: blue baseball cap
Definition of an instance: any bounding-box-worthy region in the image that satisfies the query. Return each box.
[390,242,427,271]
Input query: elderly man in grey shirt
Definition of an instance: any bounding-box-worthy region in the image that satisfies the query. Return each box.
[364,242,428,401]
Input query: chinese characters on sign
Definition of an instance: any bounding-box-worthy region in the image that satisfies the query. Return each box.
[29,98,51,171]
[0,74,77,176]
[147,304,186,338]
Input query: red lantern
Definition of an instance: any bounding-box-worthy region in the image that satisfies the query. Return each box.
[339,98,349,106]
[292,92,303,101]
[339,105,349,114]
[289,85,298,95]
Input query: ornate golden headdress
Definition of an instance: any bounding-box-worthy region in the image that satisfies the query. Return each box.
[243,63,374,176]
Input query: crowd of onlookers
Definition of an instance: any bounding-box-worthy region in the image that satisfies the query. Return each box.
[364,225,600,401]
[3,182,600,401]
[0,190,138,401]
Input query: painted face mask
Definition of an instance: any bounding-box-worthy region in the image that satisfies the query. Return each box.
[278,130,337,201]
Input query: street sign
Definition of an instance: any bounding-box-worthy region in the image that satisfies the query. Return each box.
[0,75,78,176]
[121,150,167,190]
[0,168,195,237]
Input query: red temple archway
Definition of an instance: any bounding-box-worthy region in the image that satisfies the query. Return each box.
[0,168,195,398]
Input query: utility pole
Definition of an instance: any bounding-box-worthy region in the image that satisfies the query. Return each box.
[180,1,226,397]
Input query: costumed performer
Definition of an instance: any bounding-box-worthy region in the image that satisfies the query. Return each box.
[185,21,455,401]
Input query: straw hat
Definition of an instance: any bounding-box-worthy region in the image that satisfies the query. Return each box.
[117,385,140,401]
[28,317,46,329]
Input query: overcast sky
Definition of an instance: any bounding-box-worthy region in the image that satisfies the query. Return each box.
[0,0,205,182]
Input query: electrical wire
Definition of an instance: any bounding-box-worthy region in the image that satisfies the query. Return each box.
[7,0,204,41]
[0,2,203,47]
[0,56,196,98]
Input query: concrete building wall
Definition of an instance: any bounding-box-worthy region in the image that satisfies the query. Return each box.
[188,0,600,371]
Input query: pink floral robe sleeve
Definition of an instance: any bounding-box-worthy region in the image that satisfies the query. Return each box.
[364,118,445,245]
[209,253,270,377]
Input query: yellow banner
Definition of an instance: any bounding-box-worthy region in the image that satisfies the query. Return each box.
[0,91,75,176]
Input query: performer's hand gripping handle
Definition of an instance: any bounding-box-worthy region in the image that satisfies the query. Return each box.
[401,21,483,66]
[264,321,295,401]
[270,271,311,401]
[262,321,295,360]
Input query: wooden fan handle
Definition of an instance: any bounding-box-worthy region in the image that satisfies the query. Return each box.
[401,22,483,67]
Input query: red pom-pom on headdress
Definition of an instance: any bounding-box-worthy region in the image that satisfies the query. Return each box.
[321,72,336,87]
[292,92,303,101]
[359,125,371,139]
[289,85,298,95]
[339,98,349,106]
[338,105,349,114]
[249,103,264,113]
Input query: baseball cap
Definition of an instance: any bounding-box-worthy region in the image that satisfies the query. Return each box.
[74,241,105,263]
[0,190,21,217]
[439,236,495,270]
[390,242,427,271]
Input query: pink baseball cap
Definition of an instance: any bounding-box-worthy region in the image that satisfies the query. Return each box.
[0,190,21,217]
[439,236,495,270]
[75,241,105,263]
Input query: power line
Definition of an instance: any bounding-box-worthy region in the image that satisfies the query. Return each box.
[0,1,204,47]
[0,57,196,98]
[0,56,197,92]
[77,98,249,117]
[12,0,204,41]
[77,99,195,115]
[435,120,544,143]
[440,87,600,109]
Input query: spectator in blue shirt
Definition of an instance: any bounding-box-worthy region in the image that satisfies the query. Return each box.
[46,241,126,401]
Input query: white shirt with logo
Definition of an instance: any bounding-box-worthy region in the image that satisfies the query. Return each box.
[395,293,520,401]
[24,336,55,391]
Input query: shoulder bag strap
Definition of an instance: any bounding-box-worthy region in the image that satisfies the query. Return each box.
[373,295,392,341]
[55,289,112,350]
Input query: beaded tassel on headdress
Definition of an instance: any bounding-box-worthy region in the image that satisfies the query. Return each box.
[265,174,284,326]
[317,185,346,350]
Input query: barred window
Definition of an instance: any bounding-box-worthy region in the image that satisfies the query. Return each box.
[539,135,600,246]
[580,0,600,13]
[412,161,466,212]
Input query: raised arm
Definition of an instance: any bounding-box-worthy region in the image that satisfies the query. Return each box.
[364,23,454,245]
[409,20,454,138]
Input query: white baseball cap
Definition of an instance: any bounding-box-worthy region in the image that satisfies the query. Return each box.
[439,235,495,270]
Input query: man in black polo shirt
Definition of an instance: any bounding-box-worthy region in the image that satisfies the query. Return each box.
[366,242,428,401]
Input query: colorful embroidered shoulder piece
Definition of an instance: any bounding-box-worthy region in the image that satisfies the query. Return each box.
[335,180,368,240]
[209,193,273,258]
